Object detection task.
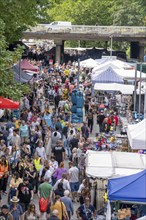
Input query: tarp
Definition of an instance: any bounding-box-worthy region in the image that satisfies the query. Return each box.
[108,169,146,203]
[80,58,98,68]
[93,60,133,74]
[94,83,134,94]
[0,97,20,109]
[12,65,34,83]
[93,67,146,81]
[127,119,146,150]
[86,150,146,178]
[92,67,124,84]
[20,59,39,72]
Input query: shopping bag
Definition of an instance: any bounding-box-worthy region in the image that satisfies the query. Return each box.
[39,197,49,212]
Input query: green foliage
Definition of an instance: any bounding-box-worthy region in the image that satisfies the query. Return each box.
[0,0,50,43]
[110,0,144,26]
[0,20,30,101]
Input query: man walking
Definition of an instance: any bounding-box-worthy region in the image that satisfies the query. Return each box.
[68,162,79,202]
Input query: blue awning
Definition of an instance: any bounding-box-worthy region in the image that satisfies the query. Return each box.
[108,170,146,203]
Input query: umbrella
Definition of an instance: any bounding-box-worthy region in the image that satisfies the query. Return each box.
[0,97,20,109]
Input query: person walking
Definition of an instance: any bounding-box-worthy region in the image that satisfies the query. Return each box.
[16,177,33,212]
[9,196,23,220]
[86,109,94,133]
[61,190,74,220]
[38,177,53,219]
[68,162,79,202]
[76,197,96,220]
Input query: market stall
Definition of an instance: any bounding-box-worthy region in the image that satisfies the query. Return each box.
[127,119,146,150]
[0,97,20,109]
[107,170,146,219]
[86,150,146,178]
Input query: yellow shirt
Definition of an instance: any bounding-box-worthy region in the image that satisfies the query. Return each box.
[50,201,67,220]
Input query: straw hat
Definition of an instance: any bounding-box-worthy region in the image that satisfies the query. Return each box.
[10,196,19,203]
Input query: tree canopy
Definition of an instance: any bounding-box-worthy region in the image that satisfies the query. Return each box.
[0,0,50,43]
[0,19,30,100]
[48,0,146,26]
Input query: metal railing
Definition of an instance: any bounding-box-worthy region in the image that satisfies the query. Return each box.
[26,24,146,36]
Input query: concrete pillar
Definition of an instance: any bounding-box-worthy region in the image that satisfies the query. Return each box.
[54,40,63,64]
[138,42,145,62]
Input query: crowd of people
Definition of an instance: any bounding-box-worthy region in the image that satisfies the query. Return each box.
[0,60,120,220]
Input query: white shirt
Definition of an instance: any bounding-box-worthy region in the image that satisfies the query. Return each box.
[49,160,58,173]
[53,179,71,191]
[44,170,52,183]
[68,166,79,183]
[36,146,46,160]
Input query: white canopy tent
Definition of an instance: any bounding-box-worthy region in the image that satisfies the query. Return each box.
[92,60,133,74]
[80,58,98,68]
[86,150,146,178]
[92,67,146,80]
[127,119,146,150]
[94,83,134,94]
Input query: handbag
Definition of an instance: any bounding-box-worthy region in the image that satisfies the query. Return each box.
[39,197,49,212]
[61,201,67,220]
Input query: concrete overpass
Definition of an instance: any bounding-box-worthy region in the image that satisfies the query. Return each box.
[24,24,146,62]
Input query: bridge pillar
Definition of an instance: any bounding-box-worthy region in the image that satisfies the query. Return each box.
[138,42,145,62]
[130,42,145,61]
[54,40,64,64]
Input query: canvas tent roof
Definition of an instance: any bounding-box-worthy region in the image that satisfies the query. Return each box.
[12,65,34,83]
[0,97,20,109]
[92,66,146,80]
[94,83,134,94]
[20,59,39,72]
[127,119,146,150]
[80,58,98,68]
[92,66,124,84]
[92,59,133,73]
[86,150,146,178]
[108,169,146,203]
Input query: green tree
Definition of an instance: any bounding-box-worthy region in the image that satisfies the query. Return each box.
[0,0,50,43]
[110,0,144,26]
[0,19,30,101]
[48,0,113,25]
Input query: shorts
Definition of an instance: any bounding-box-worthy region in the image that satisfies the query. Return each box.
[70,182,79,192]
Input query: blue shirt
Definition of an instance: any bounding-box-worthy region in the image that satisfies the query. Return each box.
[61,196,74,215]
[43,113,52,127]
[9,204,23,220]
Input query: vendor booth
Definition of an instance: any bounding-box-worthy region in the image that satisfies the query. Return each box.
[107,170,146,219]
[80,58,98,68]
[20,59,39,72]
[94,83,134,95]
[108,169,146,203]
[0,97,20,109]
[127,119,146,150]
[86,150,146,178]
[92,67,124,84]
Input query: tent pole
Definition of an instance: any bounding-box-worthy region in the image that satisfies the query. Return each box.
[134,62,137,112]
[77,58,80,90]
[138,63,142,120]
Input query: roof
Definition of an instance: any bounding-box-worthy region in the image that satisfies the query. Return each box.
[94,83,134,94]
[86,150,146,178]
[92,66,123,84]
[108,169,146,203]
[127,119,146,150]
